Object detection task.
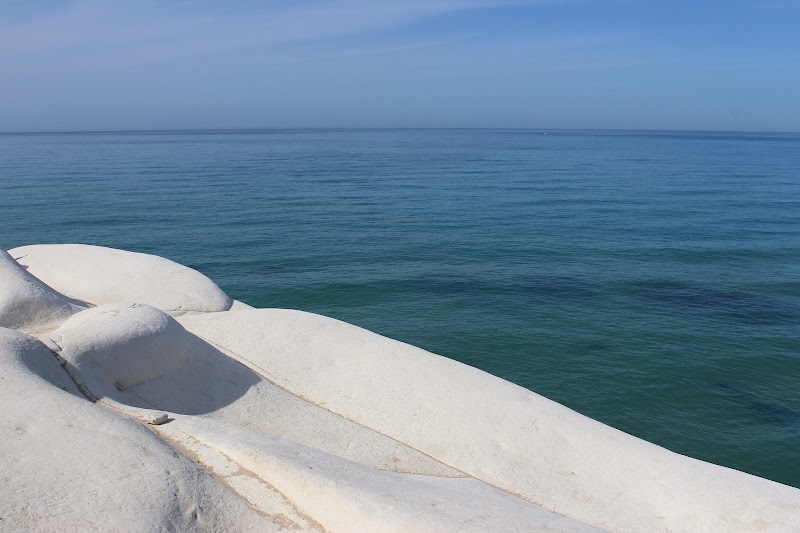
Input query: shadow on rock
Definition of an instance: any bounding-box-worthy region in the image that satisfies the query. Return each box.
[47,302,261,416]
[123,335,261,415]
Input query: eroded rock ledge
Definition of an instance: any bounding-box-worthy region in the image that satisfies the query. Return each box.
[1,244,798,532]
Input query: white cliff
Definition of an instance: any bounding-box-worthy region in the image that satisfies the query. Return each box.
[1,244,798,532]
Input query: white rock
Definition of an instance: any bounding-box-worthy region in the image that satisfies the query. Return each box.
[4,244,800,532]
[52,302,194,391]
[0,327,284,532]
[9,244,232,315]
[230,299,255,311]
[0,247,86,332]
[148,413,170,425]
[50,301,471,477]
[178,309,800,533]
[172,416,603,533]
[40,297,595,530]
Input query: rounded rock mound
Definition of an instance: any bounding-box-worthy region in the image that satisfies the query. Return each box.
[53,302,194,391]
[9,244,232,316]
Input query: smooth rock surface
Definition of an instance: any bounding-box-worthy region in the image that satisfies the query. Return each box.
[51,302,194,391]
[31,291,591,531]
[2,244,799,532]
[230,299,255,311]
[46,302,463,477]
[0,247,86,332]
[0,328,283,532]
[178,309,800,533]
[9,244,232,315]
[171,416,604,533]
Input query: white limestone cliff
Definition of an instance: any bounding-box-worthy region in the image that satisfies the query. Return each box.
[1,243,798,532]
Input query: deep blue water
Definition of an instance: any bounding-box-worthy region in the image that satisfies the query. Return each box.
[2,128,799,487]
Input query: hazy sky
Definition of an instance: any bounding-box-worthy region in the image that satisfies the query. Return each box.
[1,0,799,131]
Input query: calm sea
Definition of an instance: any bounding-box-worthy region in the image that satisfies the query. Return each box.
[2,128,799,487]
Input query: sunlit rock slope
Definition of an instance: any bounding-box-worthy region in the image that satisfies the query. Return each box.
[2,244,798,532]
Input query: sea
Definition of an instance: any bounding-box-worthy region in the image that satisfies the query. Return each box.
[2,128,798,488]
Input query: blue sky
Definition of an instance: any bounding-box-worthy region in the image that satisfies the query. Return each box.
[1,0,798,131]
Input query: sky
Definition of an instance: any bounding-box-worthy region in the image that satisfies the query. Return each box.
[1,0,799,132]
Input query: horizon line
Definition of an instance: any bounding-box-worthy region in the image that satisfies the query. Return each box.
[1,126,799,136]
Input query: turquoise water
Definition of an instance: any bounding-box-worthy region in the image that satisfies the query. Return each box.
[2,129,799,487]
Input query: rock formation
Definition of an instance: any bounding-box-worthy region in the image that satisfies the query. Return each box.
[1,244,798,532]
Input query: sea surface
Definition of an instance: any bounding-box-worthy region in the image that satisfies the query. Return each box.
[2,128,799,487]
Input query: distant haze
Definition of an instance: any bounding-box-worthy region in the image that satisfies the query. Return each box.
[1,0,799,132]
